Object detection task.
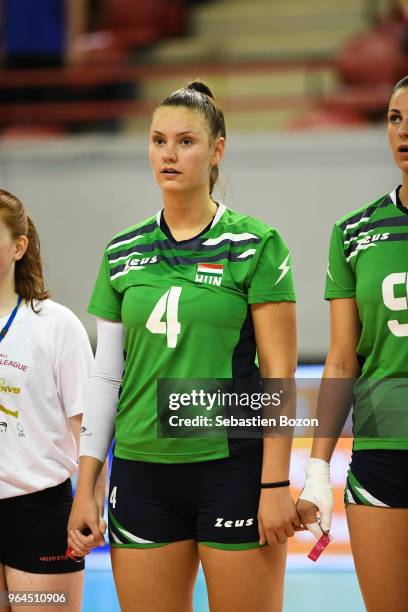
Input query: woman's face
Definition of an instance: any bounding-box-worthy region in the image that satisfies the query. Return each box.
[387,87,408,173]
[149,106,224,195]
[0,217,27,282]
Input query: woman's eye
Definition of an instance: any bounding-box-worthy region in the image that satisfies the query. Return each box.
[182,138,193,145]
[153,137,164,145]
[389,114,401,124]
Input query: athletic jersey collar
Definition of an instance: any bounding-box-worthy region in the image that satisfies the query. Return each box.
[390,185,408,217]
[155,202,226,230]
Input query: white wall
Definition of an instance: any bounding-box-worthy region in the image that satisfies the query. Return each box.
[0,129,400,358]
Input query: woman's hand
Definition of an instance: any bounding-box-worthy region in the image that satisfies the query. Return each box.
[67,492,106,557]
[296,458,333,540]
[258,487,303,545]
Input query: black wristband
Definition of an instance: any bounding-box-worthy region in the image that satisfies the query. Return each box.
[261,480,290,489]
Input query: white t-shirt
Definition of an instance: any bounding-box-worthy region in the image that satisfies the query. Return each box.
[0,299,93,499]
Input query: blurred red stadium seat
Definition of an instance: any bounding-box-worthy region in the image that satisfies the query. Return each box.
[57,1,186,65]
[319,21,408,121]
[104,0,162,48]
[77,31,129,65]
[159,0,187,37]
[103,0,186,50]
[336,25,408,86]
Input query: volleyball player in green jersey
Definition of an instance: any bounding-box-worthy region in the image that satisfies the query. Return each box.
[298,78,408,612]
[68,82,301,612]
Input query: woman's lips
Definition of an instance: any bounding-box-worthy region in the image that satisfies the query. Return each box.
[161,169,181,178]
[398,147,408,158]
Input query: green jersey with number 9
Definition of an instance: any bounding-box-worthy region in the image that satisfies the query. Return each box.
[325,187,408,450]
[89,204,295,463]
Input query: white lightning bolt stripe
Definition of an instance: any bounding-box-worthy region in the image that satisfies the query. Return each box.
[345,243,376,262]
[237,248,257,259]
[275,253,290,286]
[344,217,371,231]
[327,264,334,282]
[109,251,142,264]
[115,525,154,544]
[111,266,146,280]
[202,232,258,246]
[345,489,355,504]
[109,530,124,544]
[107,235,145,251]
[354,486,389,507]
[344,231,369,245]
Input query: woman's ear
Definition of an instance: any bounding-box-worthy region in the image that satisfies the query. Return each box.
[211,136,226,166]
[14,235,29,261]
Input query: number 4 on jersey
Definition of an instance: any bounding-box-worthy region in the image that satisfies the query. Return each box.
[145,287,182,348]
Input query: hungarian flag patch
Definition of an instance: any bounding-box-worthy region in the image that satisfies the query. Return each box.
[195,263,224,286]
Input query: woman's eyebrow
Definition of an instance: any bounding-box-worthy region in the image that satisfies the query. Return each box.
[151,130,198,136]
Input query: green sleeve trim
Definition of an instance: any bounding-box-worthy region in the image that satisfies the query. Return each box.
[87,304,122,321]
[248,292,296,304]
[324,289,356,300]
[353,438,408,451]
[113,446,230,463]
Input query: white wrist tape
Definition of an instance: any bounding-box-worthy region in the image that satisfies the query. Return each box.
[299,458,333,536]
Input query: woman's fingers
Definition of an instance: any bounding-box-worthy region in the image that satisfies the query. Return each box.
[296,499,318,528]
[258,518,267,546]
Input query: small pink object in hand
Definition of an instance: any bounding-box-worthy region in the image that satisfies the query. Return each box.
[65,547,84,562]
[307,533,331,562]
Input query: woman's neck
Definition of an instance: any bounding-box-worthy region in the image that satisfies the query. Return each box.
[162,191,217,240]
[0,279,19,317]
[399,181,408,208]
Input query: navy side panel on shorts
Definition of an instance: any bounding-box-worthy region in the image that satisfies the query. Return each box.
[345,450,408,508]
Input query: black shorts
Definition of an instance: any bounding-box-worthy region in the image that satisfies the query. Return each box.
[109,442,263,550]
[345,449,408,508]
[0,479,84,574]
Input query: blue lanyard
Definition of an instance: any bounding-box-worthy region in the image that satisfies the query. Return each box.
[0,295,22,343]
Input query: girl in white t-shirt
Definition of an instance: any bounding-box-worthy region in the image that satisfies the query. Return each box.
[0,189,99,612]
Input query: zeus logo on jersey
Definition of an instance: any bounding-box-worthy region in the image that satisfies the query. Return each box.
[124,256,158,271]
[195,263,224,286]
[214,517,254,528]
[358,233,389,245]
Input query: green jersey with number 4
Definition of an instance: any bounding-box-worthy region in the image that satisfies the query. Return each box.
[89,204,296,463]
[325,187,408,450]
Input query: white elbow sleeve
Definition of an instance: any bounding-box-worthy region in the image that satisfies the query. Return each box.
[79,318,124,463]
